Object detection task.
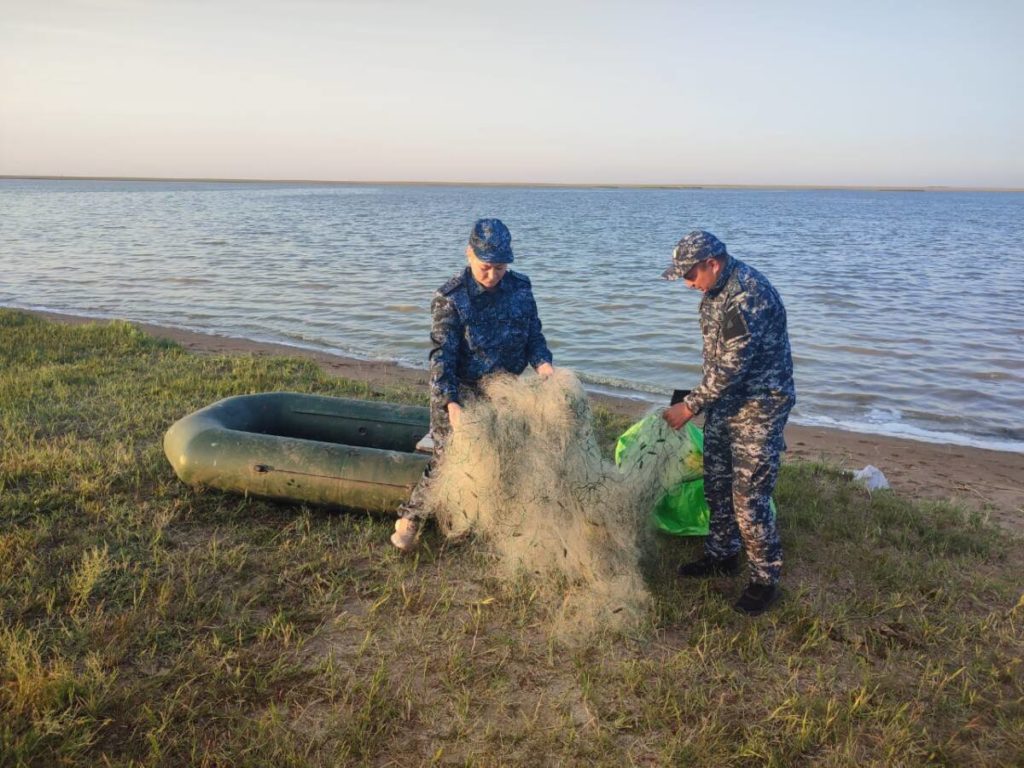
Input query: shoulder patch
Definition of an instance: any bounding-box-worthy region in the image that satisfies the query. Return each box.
[722,304,750,342]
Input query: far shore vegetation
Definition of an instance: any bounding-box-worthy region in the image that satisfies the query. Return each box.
[4,175,1024,193]
[2,308,1021,766]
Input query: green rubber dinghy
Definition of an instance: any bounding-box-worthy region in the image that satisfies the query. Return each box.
[164,393,431,513]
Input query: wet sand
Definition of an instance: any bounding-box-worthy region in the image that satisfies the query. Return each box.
[27,309,1024,533]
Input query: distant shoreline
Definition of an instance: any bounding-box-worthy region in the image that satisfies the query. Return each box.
[2,175,1022,194]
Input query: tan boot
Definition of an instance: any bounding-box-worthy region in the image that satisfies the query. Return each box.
[390,517,420,552]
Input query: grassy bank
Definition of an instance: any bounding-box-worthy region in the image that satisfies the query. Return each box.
[1,309,1021,767]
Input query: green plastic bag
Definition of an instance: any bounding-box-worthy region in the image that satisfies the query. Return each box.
[615,418,710,536]
[651,475,711,536]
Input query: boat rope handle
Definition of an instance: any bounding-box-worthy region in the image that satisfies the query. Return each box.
[251,463,415,490]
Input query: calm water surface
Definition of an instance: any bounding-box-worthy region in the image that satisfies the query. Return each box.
[2,179,1022,452]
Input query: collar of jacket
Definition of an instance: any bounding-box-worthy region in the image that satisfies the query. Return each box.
[464,266,510,299]
[705,255,737,298]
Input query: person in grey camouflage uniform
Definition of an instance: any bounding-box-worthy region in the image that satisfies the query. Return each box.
[661,230,795,615]
[391,218,554,551]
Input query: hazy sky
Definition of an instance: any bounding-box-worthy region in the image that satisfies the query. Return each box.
[2,0,1022,186]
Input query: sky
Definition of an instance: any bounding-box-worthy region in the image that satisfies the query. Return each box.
[1,0,1022,187]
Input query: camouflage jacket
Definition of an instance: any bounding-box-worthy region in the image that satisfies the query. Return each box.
[430,267,552,408]
[683,256,795,416]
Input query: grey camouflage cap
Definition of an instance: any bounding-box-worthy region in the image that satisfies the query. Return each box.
[661,230,728,280]
[469,218,514,263]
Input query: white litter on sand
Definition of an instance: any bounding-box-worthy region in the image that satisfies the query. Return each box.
[852,464,890,492]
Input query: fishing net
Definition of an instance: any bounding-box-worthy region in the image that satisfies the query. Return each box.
[424,369,700,637]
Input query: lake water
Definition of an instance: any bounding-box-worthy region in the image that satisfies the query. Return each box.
[2,179,1022,452]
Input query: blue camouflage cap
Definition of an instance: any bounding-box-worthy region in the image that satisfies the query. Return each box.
[661,230,728,280]
[469,218,514,263]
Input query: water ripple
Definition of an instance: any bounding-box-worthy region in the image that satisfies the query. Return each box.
[2,179,1022,451]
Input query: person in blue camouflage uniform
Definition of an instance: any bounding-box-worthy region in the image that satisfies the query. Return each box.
[391,218,554,551]
[661,230,795,615]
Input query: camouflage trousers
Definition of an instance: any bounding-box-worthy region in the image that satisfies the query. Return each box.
[702,394,793,585]
[397,401,451,522]
[399,381,485,522]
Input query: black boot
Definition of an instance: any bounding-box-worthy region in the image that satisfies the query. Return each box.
[733,582,780,616]
[677,554,739,578]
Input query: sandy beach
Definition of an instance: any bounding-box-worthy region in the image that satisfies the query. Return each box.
[27,309,1023,533]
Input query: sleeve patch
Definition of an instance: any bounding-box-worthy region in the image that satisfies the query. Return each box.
[722,305,749,341]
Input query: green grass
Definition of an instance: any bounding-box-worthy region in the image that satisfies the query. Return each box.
[1,308,1022,767]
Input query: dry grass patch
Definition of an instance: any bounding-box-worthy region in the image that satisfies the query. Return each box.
[2,309,1022,767]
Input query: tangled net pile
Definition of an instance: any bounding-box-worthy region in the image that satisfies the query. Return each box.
[425,369,700,637]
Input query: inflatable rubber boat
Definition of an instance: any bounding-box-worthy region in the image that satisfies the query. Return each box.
[164,393,432,513]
